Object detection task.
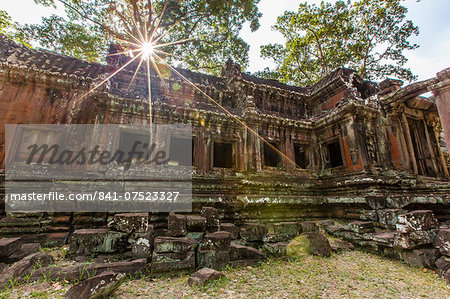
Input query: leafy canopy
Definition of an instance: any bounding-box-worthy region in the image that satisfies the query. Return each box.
[0,10,30,46]
[260,0,419,86]
[25,0,262,75]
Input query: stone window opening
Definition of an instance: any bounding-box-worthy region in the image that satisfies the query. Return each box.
[294,144,309,169]
[13,128,64,163]
[263,141,282,168]
[327,140,344,168]
[213,141,234,169]
[169,136,193,167]
[118,131,151,163]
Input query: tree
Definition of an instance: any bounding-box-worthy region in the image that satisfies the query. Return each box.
[260,0,419,86]
[26,0,262,74]
[0,10,30,46]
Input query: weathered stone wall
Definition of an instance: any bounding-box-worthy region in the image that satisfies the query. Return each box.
[0,36,449,249]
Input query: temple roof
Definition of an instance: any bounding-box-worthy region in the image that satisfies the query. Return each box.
[0,34,380,100]
[0,35,106,79]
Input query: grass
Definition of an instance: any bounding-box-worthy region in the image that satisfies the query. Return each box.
[1,250,449,298]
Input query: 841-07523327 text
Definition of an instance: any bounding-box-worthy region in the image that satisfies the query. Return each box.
[7,191,180,202]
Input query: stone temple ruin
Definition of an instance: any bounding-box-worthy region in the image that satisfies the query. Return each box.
[0,34,449,287]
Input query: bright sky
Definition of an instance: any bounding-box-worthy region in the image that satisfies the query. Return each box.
[2,0,450,81]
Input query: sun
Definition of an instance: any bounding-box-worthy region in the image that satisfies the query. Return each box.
[141,42,154,60]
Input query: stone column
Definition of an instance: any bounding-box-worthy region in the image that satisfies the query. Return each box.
[236,128,246,172]
[422,118,440,176]
[395,117,411,170]
[429,67,450,148]
[431,121,449,177]
[284,127,296,171]
[400,113,418,175]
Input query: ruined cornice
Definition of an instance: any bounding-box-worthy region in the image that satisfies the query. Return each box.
[0,61,93,91]
[379,77,438,106]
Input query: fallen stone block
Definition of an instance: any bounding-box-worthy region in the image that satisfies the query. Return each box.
[200,231,231,251]
[132,237,153,259]
[401,248,439,269]
[186,215,207,232]
[201,207,220,231]
[263,233,293,243]
[29,259,148,283]
[264,222,301,242]
[385,196,411,209]
[287,232,331,257]
[360,210,378,222]
[168,213,187,237]
[188,268,224,287]
[186,232,205,243]
[319,220,334,228]
[272,222,302,235]
[441,220,450,229]
[65,271,125,299]
[220,223,239,239]
[151,251,196,273]
[129,225,154,259]
[330,239,355,252]
[378,247,401,259]
[372,231,396,247]
[300,221,319,233]
[240,223,268,242]
[1,243,40,264]
[351,240,379,252]
[343,221,374,234]
[334,230,368,241]
[0,253,54,289]
[377,209,407,230]
[197,249,229,270]
[229,243,266,262]
[396,210,438,233]
[0,264,6,274]
[394,231,435,249]
[68,229,124,256]
[436,256,450,278]
[435,228,450,256]
[262,242,288,256]
[108,213,149,234]
[154,228,168,237]
[153,237,197,254]
[0,237,22,257]
[324,224,344,235]
[365,196,387,209]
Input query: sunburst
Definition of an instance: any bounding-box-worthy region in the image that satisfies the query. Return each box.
[68,0,310,174]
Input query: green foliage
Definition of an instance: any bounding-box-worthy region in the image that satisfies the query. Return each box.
[26,0,261,74]
[260,0,419,85]
[0,10,30,46]
[250,67,280,81]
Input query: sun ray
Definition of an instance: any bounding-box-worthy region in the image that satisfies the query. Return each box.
[151,21,180,45]
[152,53,312,175]
[113,37,142,48]
[145,55,153,147]
[149,2,168,41]
[127,57,144,91]
[75,52,143,104]
[150,56,172,99]
[106,48,141,57]
[153,49,175,58]
[128,14,146,44]
[153,37,194,49]
[124,29,145,45]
